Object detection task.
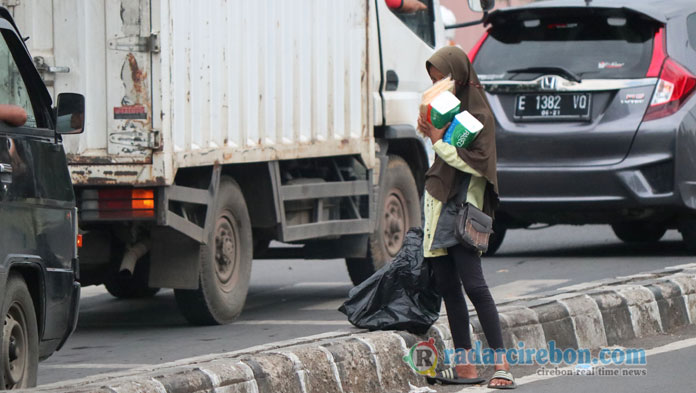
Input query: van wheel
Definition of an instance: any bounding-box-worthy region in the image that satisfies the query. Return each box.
[175,177,253,325]
[346,156,420,286]
[612,222,666,243]
[484,223,507,256]
[0,273,38,389]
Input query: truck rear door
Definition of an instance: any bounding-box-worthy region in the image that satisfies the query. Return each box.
[6,0,157,164]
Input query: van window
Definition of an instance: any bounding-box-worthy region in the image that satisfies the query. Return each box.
[474,13,658,80]
[688,13,696,51]
[0,29,36,127]
[391,0,435,47]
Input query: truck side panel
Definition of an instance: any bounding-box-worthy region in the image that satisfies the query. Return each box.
[159,0,371,180]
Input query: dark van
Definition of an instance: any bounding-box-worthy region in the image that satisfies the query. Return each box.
[0,7,83,389]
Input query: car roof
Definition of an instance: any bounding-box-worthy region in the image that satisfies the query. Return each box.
[487,0,696,24]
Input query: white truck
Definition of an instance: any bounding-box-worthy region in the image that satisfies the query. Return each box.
[7,0,489,325]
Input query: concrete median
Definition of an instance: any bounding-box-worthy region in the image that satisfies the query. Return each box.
[28,264,696,393]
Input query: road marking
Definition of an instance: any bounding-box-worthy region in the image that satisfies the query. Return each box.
[41,363,152,370]
[301,298,346,311]
[292,282,352,288]
[455,337,696,392]
[234,319,350,326]
[79,285,108,299]
[490,279,570,300]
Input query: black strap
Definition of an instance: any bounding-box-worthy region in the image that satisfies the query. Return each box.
[454,172,472,206]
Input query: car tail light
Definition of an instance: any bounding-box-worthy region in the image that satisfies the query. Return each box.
[81,188,156,219]
[468,31,488,62]
[644,58,696,121]
[76,234,83,248]
[646,28,666,78]
[643,26,696,121]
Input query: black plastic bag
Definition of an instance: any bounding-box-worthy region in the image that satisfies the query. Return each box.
[338,228,441,334]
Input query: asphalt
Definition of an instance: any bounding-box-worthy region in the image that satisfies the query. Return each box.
[37,225,693,386]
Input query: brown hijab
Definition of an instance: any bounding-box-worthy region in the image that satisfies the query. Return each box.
[424,46,499,216]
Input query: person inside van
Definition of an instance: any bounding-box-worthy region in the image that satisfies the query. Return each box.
[386,0,427,13]
[0,104,27,127]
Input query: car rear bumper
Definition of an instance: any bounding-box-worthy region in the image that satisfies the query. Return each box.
[498,159,680,224]
[495,106,696,226]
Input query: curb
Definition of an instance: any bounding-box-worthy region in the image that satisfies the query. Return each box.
[29,264,696,393]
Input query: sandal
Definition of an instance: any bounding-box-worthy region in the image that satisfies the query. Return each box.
[487,369,517,389]
[426,367,486,385]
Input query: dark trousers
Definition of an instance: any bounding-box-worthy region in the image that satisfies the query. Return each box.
[429,244,504,350]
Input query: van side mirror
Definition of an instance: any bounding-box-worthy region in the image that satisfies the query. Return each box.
[468,0,495,13]
[55,93,85,135]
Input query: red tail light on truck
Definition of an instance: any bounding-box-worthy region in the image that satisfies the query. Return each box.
[80,189,156,220]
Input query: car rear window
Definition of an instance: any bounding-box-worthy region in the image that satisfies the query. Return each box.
[474,12,659,80]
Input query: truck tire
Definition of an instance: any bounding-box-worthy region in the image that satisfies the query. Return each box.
[484,222,507,256]
[346,155,420,285]
[175,177,253,325]
[104,255,160,299]
[612,222,666,243]
[0,273,38,389]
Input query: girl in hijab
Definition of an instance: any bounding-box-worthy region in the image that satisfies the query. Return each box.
[417,46,515,389]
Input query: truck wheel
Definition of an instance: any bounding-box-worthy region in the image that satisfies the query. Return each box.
[484,222,507,256]
[175,177,253,325]
[104,255,160,299]
[346,156,420,285]
[0,273,38,389]
[612,222,666,243]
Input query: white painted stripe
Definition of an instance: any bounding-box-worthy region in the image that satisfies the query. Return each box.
[301,298,346,311]
[274,351,308,393]
[41,363,152,369]
[292,282,352,288]
[317,345,345,393]
[236,361,260,393]
[492,279,570,300]
[198,367,221,389]
[79,285,109,299]
[665,263,696,270]
[354,336,382,386]
[453,337,696,392]
[148,378,169,393]
[45,268,74,273]
[234,320,350,326]
[667,278,692,324]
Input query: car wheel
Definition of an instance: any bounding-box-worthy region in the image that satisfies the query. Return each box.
[484,222,507,256]
[346,155,420,286]
[612,222,666,243]
[104,255,160,299]
[0,273,38,390]
[175,177,253,325]
[679,220,696,254]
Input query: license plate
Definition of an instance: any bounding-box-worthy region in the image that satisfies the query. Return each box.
[514,93,591,120]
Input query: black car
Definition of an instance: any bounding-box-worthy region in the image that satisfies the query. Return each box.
[0,7,83,389]
[470,0,696,253]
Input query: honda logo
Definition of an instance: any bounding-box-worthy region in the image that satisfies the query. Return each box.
[540,76,557,91]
